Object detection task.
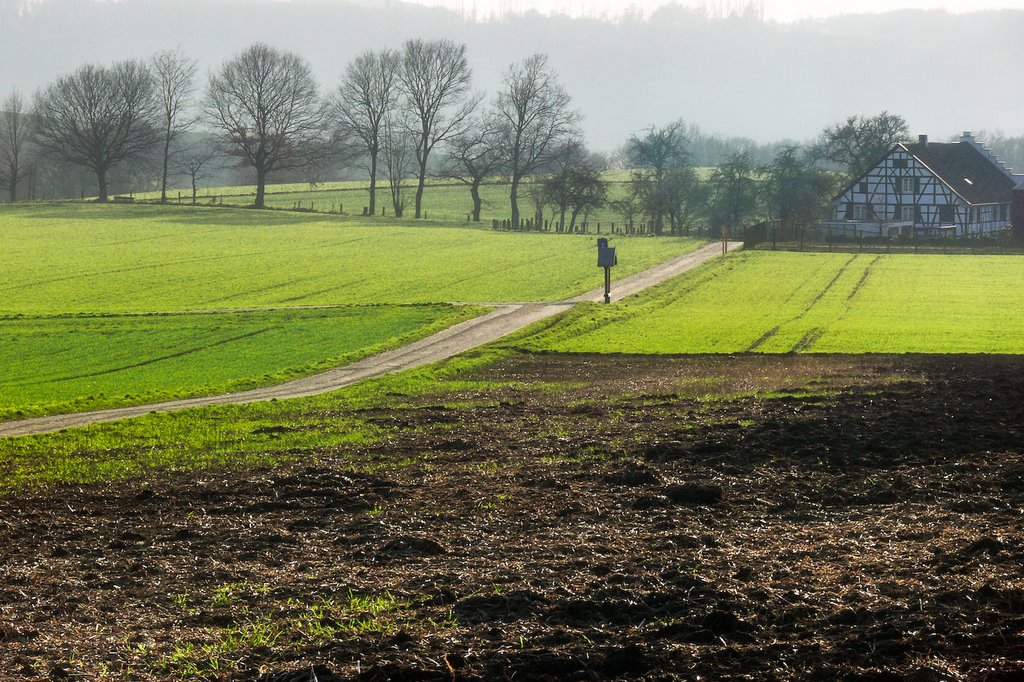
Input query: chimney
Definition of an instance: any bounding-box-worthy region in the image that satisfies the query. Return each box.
[918,134,928,145]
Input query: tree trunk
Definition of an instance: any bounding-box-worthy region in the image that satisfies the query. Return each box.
[160,135,171,203]
[8,168,16,203]
[191,175,198,205]
[510,175,521,229]
[368,152,378,216]
[569,208,581,230]
[414,158,427,219]
[96,167,109,202]
[255,166,267,209]
[470,180,482,222]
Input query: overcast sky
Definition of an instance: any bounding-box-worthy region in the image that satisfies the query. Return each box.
[399,0,1024,22]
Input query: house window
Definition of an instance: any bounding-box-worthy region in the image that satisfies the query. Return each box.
[894,159,908,169]
[901,205,915,222]
[900,177,915,194]
[939,204,955,224]
[852,204,867,221]
[858,182,868,194]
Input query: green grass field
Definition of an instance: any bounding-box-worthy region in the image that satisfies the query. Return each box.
[0,203,701,314]
[0,305,481,421]
[0,202,703,419]
[147,169,716,227]
[513,251,1024,354]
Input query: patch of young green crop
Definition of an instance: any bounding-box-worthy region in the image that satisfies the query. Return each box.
[0,351,533,491]
[0,305,482,419]
[0,203,703,314]
[0,400,384,491]
[154,587,444,677]
[514,251,1024,354]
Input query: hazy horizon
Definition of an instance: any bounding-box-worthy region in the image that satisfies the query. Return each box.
[394,0,1024,22]
[4,0,1024,151]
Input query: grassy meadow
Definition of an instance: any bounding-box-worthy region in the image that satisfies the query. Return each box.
[0,305,482,421]
[0,201,703,419]
[148,168,715,226]
[513,250,1024,354]
[1,203,701,313]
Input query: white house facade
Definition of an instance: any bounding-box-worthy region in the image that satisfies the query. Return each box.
[828,133,1020,237]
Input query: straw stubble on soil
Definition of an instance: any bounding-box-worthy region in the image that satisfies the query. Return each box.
[1,353,1023,680]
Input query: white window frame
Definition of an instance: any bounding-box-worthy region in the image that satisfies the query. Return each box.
[901,177,915,194]
[852,204,867,221]
[901,205,915,222]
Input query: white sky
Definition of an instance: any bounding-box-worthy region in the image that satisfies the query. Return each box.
[399,0,1024,22]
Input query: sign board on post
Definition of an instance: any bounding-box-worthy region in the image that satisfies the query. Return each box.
[597,238,616,303]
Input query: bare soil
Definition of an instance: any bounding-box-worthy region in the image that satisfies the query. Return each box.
[2,353,1023,680]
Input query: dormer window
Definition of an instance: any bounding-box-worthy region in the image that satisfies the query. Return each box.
[964,178,974,186]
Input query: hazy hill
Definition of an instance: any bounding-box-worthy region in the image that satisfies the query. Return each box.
[2,0,1023,152]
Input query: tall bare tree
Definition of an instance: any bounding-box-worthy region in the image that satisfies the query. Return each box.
[398,38,479,219]
[334,49,400,217]
[32,60,160,201]
[439,113,503,222]
[151,48,198,203]
[493,54,579,229]
[206,43,325,209]
[0,90,31,202]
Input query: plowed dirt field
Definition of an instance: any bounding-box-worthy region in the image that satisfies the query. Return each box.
[2,353,1022,680]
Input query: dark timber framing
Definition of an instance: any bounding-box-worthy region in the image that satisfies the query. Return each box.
[829,133,1020,237]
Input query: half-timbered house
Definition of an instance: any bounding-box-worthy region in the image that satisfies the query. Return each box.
[828,133,1020,237]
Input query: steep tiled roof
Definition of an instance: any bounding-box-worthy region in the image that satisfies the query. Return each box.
[904,141,1015,205]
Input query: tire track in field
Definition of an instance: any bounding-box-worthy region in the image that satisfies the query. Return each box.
[26,328,274,386]
[846,255,881,302]
[0,242,739,437]
[791,255,880,352]
[746,254,858,352]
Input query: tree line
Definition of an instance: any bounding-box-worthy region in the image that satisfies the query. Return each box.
[0,43,952,233]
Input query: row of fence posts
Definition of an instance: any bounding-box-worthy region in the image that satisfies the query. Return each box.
[490,218,655,234]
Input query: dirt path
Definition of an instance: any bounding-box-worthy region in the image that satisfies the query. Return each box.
[0,242,739,437]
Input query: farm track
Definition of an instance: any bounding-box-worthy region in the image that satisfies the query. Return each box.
[0,242,739,437]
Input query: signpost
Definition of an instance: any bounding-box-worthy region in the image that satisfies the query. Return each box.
[597,238,617,304]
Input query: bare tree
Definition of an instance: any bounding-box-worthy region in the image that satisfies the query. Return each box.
[151,48,198,203]
[438,113,503,222]
[32,60,160,201]
[381,113,415,218]
[813,111,909,180]
[180,147,217,205]
[626,120,692,234]
[206,43,326,209]
[398,38,479,219]
[493,54,580,229]
[0,90,31,202]
[334,49,400,217]
[542,140,607,231]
